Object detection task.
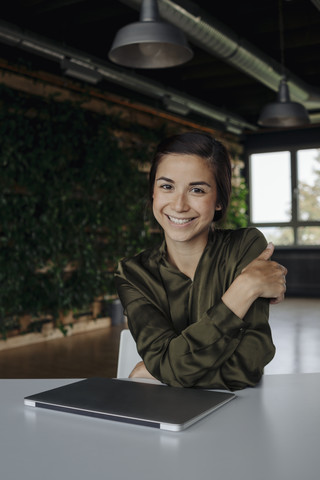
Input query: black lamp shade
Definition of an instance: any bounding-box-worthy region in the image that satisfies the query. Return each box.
[108,0,193,69]
[108,21,193,68]
[258,77,310,127]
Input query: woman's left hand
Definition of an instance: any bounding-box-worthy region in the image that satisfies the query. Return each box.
[222,242,287,319]
[241,242,287,304]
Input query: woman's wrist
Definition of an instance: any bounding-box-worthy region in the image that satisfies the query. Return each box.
[222,272,258,319]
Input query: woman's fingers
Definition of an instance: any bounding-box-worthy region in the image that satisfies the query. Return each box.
[242,244,288,301]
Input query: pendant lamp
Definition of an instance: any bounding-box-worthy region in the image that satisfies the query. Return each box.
[258,76,310,127]
[108,0,193,69]
[258,0,310,128]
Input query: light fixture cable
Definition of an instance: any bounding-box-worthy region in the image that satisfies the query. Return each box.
[257,0,310,127]
[279,0,285,77]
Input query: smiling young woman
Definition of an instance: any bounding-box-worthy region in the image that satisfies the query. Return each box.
[152,154,222,276]
[115,132,287,391]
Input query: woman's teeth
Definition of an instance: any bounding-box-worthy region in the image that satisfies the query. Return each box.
[168,216,193,225]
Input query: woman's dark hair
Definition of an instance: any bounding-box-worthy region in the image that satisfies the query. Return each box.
[149,131,232,222]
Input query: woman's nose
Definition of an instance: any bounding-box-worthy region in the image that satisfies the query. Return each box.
[172,192,189,212]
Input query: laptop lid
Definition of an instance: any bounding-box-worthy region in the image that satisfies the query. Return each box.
[24,377,235,431]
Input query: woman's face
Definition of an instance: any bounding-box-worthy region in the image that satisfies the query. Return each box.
[152,154,221,248]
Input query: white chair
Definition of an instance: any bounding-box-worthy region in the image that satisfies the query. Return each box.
[116,329,142,378]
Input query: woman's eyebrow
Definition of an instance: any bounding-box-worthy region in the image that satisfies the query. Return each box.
[189,181,212,187]
[156,177,212,187]
[156,176,174,182]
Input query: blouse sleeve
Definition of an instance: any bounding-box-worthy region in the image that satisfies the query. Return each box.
[114,230,275,391]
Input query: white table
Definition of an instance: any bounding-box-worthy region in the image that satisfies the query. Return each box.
[1,373,320,480]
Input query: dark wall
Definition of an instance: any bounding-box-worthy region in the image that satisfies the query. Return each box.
[272,249,320,297]
[244,126,320,152]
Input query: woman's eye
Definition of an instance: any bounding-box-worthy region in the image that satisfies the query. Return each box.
[191,187,205,194]
[160,184,173,190]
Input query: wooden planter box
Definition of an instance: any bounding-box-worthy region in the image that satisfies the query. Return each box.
[0,306,111,352]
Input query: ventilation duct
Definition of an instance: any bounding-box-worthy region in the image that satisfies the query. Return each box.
[121,0,320,112]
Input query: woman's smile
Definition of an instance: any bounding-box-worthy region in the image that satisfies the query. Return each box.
[166,214,196,225]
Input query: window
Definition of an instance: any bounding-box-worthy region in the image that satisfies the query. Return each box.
[249,148,320,246]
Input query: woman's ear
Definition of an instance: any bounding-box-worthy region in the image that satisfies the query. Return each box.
[215,203,222,211]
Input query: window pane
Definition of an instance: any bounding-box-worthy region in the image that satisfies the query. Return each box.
[297,148,320,221]
[297,227,320,246]
[250,152,291,223]
[257,226,294,246]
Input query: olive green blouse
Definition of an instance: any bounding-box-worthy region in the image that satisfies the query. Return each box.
[114,228,275,391]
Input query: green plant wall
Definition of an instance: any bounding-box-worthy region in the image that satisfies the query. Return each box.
[222,153,248,229]
[0,85,160,333]
[0,83,247,336]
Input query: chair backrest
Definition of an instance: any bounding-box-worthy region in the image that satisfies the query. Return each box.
[116,329,142,378]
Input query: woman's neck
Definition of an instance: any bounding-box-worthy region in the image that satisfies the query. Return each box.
[165,235,209,280]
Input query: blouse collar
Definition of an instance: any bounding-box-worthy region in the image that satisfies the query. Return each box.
[157,228,216,272]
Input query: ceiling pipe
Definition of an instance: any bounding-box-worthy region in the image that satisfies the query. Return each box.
[0,19,256,133]
[310,0,320,11]
[121,0,320,111]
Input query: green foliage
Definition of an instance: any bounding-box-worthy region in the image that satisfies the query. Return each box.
[0,85,156,329]
[223,179,248,229]
[221,156,248,229]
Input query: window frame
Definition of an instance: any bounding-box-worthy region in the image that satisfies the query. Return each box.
[247,143,320,249]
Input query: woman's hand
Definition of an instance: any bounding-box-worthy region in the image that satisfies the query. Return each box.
[241,242,287,304]
[129,361,157,380]
[222,243,287,319]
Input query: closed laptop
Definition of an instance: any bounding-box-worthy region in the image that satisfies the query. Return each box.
[24,377,235,431]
